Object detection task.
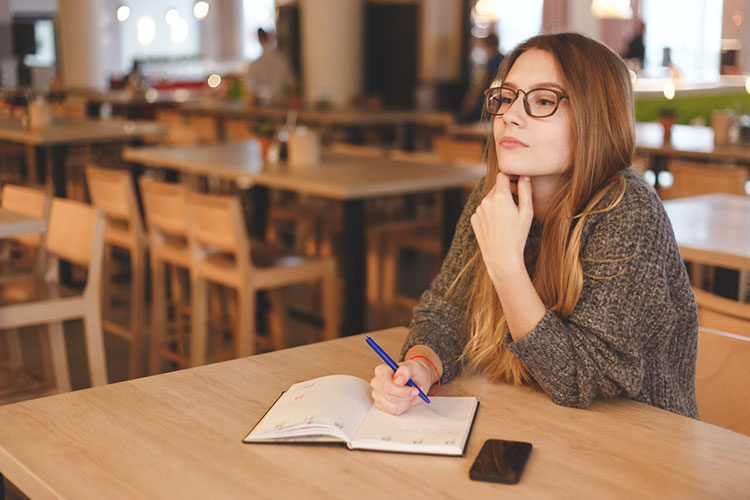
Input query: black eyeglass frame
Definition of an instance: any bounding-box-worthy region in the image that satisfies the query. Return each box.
[484,86,569,118]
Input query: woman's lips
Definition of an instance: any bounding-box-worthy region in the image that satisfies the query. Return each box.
[499,136,528,149]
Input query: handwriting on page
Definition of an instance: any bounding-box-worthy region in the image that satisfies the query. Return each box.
[354,397,475,445]
[251,375,372,440]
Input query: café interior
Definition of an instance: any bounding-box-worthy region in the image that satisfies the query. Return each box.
[0,0,749,496]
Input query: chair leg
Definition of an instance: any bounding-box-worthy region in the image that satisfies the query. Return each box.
[366,229,384,331]
[4,328,23,370]
[149,258,166,375]
[190,277,209,367]
[322,262,340,340]
[101,242,114,320]
[83,301,108,386]
[381,238,399,327]
[47,322,72,393]
[267,289,288,350]
[128,245,146,378]
[236,287,256,357]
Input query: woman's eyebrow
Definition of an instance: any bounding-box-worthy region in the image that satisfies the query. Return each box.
[501,81,566,92]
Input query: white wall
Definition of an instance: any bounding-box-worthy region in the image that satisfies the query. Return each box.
[300,0,364,106]
[420,0,462,83]
[567,0,601,40]
[10,0,56,14]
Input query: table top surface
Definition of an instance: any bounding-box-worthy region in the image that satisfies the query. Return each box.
[663,193,750,268]
[180,101,454,127]
[82,89,202,106]
[0,207,46,238]
[123,141,483,199]
[0,328,747,500]
[0,118,166,146]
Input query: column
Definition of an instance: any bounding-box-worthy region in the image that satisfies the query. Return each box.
[202,0,243,60]
[57,0,106,90]
[300,0,364,107]
[0,0,16,87]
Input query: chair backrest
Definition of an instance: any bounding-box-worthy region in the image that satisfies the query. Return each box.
[1,184,48,247]
[328,142,385,158]
[388,149,443,164]
[85,166,144,236]
[693,287,750,337]
[138,178,190,238]
[662,160,748,199]
[46,198,102,267]
[432,136,485,167]
[695,327,750,435]
[186,191,249,257]
[188,115,220,144]
[225,119,255,143]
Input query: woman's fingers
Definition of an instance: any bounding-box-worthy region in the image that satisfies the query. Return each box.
[516,175,534,222]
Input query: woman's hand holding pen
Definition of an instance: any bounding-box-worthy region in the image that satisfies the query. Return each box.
[370,358,435,415]
[471,172,533,285]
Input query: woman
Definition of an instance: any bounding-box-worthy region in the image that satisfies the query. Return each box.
[370,33,698,418]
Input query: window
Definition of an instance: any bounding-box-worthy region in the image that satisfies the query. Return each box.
[495,0,543,54]
[119,0,201,73]
[641,0,723,80]
[243,0,276,60]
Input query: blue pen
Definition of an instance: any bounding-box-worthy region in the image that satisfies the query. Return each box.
[365,336,431,405]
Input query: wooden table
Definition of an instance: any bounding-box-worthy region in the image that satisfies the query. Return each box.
[664,193,750,300]
[180,101,453,149]
[124,142,483,335]
[0,327,747,499]
[80,89,203,119]
[0,118,165,196]
[0,208,45,238]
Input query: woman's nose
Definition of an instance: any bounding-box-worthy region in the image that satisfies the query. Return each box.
[502,94,526,127]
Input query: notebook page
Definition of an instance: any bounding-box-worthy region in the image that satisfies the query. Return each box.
[350,397,478,455]
[246,375,373,442]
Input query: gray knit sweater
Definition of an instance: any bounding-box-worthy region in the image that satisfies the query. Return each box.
[401,169,699,418]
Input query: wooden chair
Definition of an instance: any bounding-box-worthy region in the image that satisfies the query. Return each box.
[187,115,220,144]
[327,142,385,158]
[432,136,485,167]
[187,191,339,364]
[0,184,49,275]
[225,119,255,142]
[693,287,750,337]
[85,166,148,379]
[138,178,193,374]
[156,110,200,145]
[695,327,750,435]
[661,160,748,199]
[0,198,107,399]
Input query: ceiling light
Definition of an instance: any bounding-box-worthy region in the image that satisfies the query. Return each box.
[116,5,130,22]
[194,1,209,20]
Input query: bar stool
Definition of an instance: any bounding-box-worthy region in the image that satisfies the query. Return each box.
[0,198,107,401]
[138,178,193,374]
[186,191,339,363]
[85,166,148,379]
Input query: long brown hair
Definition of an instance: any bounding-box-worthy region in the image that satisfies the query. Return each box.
[458,33,635,384]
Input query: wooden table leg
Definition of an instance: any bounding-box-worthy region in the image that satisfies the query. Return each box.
[342,199,365,336]
[442,188,462,257]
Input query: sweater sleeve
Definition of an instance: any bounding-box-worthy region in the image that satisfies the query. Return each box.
[400,178,486,382]
[503,180,689,409]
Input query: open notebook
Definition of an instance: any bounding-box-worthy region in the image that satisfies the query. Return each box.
[243,374,479,456]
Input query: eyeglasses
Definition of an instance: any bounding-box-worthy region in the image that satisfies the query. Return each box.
[484,86,569,118]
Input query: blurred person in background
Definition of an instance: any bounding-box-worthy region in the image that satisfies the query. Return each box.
[459,33,504,123]
[246,28,296,106]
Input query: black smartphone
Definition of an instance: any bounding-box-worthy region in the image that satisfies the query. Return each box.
[468,439,532,484]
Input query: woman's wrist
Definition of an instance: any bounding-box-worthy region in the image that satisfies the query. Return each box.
[404,345,443,385]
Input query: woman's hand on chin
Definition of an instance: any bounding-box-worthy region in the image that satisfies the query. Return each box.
[470,172,534,284]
